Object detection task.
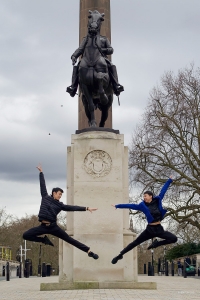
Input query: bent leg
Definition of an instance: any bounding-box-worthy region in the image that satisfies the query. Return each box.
[108,65,124,96]
[120,228,152,255]
[155,230,177,248]
[51,225,90,253]
[23,225,47,243]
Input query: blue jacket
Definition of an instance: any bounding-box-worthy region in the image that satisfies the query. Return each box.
[115,178,173,223]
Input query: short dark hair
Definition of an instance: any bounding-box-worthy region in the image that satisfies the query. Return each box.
[51,187,64,195]
[144,191,153,197]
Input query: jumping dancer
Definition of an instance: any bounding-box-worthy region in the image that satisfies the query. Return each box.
[23,164,99,260]
[111,176,177,264]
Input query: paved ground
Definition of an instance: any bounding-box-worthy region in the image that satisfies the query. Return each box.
[0,275,199,300]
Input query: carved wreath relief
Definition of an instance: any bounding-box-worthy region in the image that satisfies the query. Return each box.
[83,150,112,178]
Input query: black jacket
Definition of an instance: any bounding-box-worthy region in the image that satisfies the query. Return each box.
[38,172,86,223]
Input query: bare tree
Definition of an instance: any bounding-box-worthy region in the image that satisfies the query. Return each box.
[174,222,200,243]
[0,207,15,245]
[129,64,200,230]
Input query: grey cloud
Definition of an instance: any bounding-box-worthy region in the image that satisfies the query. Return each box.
[1,0,200,217]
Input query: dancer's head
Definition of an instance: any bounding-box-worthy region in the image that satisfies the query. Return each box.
[143,191,153,203]
[51,187,64,200]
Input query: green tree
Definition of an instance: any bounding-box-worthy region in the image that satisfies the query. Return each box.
[166,242,200,260]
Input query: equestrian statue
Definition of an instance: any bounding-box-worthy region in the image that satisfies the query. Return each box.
[67,10,124,127]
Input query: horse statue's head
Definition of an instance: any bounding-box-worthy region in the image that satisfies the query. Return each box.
[87,10,105,35]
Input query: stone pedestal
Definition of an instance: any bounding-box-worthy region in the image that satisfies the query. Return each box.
[40,130,156,290]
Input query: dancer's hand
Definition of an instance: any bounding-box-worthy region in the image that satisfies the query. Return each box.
[87,208,98,213]
[111,204,117,210]
[36,163,43,173]
[169,175,173,179]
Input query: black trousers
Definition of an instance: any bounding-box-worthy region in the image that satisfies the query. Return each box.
[23,223,90,253]
[121,224,177,255]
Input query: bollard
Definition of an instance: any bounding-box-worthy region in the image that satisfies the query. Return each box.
[19,262,22,278]
[46,264,51,277]
[198,267,200,276]
[30,264,32,276]
[151,265,154,276]
[38,264,41,277]
[158,258,161,274]
[171,261,174,276]
[25,260,30,278]
[148,262,152,276]
[165,260,169,276]
[42,262,46,277]
[6,262,10,281]
[16,266,19,276]
[144,263,146,274]
[2,266,5,276]
[183,260,187,278]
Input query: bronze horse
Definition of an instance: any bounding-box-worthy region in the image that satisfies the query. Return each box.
[67,10,124,127]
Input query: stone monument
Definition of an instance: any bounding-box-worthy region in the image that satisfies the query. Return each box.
[40,0,156,291]
[66,2,124,128]
[79,0,112,129]
[41,130,155,290]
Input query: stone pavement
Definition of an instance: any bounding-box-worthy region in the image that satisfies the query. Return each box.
[0,275,199,300]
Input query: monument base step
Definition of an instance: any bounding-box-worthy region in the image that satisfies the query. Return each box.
[40,280,157,290]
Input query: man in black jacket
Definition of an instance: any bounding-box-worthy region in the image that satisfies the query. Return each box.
[23,164,99,260]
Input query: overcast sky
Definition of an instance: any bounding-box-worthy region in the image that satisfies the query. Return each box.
[1,0,200,218]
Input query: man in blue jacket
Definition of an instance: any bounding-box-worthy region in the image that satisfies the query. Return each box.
[23,164,99,260]
[111,176,177,264]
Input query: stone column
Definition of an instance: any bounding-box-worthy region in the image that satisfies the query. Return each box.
[78,0,112,129]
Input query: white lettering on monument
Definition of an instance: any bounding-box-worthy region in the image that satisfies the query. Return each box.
[83,150,112,178]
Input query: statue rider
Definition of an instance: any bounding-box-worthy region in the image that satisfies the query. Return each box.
[66,11,124,98]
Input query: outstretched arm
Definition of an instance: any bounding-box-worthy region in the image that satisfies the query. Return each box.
[36,164,48,197]
[111,203,140,210]
[61,204,98,213]
[158,176,173,200]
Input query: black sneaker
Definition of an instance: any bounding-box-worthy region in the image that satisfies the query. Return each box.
[111,254,123,264]
[43,235,54,247]
[88,251,99,260]
[147,239,158,250]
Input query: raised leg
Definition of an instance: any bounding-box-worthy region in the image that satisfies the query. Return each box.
[23,225,48,243]
[154,230,177,248]
[50,224,90,253]
[120,228,152,255]
[111,228,152,264]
